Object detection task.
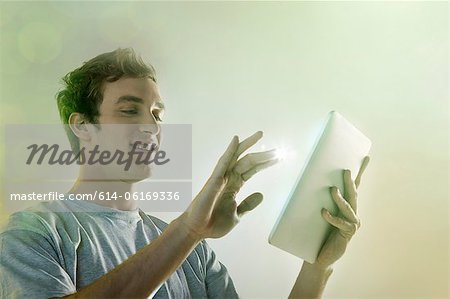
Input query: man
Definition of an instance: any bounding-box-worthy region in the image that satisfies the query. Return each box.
[0,48,369,298]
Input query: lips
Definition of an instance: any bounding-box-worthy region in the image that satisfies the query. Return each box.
[130,140,159,152]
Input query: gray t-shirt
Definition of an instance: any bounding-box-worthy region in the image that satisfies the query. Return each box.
[0,200,239,299]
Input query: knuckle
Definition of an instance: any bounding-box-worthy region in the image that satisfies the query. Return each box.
[349,223,358,234]
[209,176,225,187]
[222,190,237,200]
[230,169,240,178]
[222,175,229,185]
[228,200,238,210]
[243,153,254,163]
[357,219,362,229]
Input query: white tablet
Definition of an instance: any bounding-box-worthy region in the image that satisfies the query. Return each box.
[268,111,371,263]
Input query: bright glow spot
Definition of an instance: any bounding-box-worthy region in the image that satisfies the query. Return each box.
[274,146,296,161]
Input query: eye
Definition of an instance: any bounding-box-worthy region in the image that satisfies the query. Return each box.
[121,109,138,115]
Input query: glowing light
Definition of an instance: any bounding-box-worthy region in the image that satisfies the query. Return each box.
[274,146,296,161]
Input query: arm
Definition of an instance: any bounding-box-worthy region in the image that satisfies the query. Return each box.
[62,132,277,298]
[288,262,333,299]
[61,216,200,299]
[289,156,370,299]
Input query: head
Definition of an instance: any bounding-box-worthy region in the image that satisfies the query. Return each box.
[56,48,157,152]
[56,48,165,181]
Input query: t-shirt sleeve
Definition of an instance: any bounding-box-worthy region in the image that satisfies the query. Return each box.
[0,215,76,299]
[202,240,240,299]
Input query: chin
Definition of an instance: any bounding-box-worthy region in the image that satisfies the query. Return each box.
[123,165,152,182]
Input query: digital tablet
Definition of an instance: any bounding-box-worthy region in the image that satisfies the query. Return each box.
[268,111,372,263]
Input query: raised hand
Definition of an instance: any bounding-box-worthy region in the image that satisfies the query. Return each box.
[180,132,278,239]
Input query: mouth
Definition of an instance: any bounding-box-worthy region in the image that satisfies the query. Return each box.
[130,141,159,152]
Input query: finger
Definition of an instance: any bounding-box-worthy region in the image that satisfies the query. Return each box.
[220,149,277,205]
[343,169,358,211]
[237,192,263,216]
[241,159,279,181]
[227,131,263,172]
[234,149,277,175]
[211,136,239,179]
[330,186,359,225]
[202,136,239,206]
[355,156,370,189]
[321,209,358,239]
[237,131,263,156]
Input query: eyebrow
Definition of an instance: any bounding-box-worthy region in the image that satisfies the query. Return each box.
[116,95,165,109]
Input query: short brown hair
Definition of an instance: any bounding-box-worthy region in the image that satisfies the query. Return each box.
[56,48,157,152]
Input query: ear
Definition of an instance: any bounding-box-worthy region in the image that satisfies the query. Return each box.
[68,113,91,142]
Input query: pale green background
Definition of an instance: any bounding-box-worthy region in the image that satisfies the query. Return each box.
[0,1,448,298]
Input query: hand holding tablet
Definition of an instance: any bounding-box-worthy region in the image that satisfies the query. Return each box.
[269,111,371,264]
[314,157,370,267]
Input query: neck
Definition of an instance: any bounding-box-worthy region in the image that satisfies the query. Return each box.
[69,167,138,211]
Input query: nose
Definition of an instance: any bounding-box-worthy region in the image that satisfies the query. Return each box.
[139,122,160,136]
[138,111,161,136]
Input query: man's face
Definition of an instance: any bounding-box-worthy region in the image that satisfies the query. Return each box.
[85,76,165,182]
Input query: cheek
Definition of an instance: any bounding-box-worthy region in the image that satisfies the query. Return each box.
[100,128,130,149]
[119,129,134,148]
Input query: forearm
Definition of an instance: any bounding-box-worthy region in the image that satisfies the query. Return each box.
[288,262,333,299]
[61,215,201,299]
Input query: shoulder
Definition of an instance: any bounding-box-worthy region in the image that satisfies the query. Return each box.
[1,201,73,238]
[0,203,66,264]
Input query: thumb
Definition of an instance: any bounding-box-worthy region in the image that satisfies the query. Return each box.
[237,192,263,217]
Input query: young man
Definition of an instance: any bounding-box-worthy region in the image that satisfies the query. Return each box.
[0,48,369,298]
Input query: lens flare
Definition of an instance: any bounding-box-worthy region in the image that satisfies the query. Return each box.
[274,146,296,161]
